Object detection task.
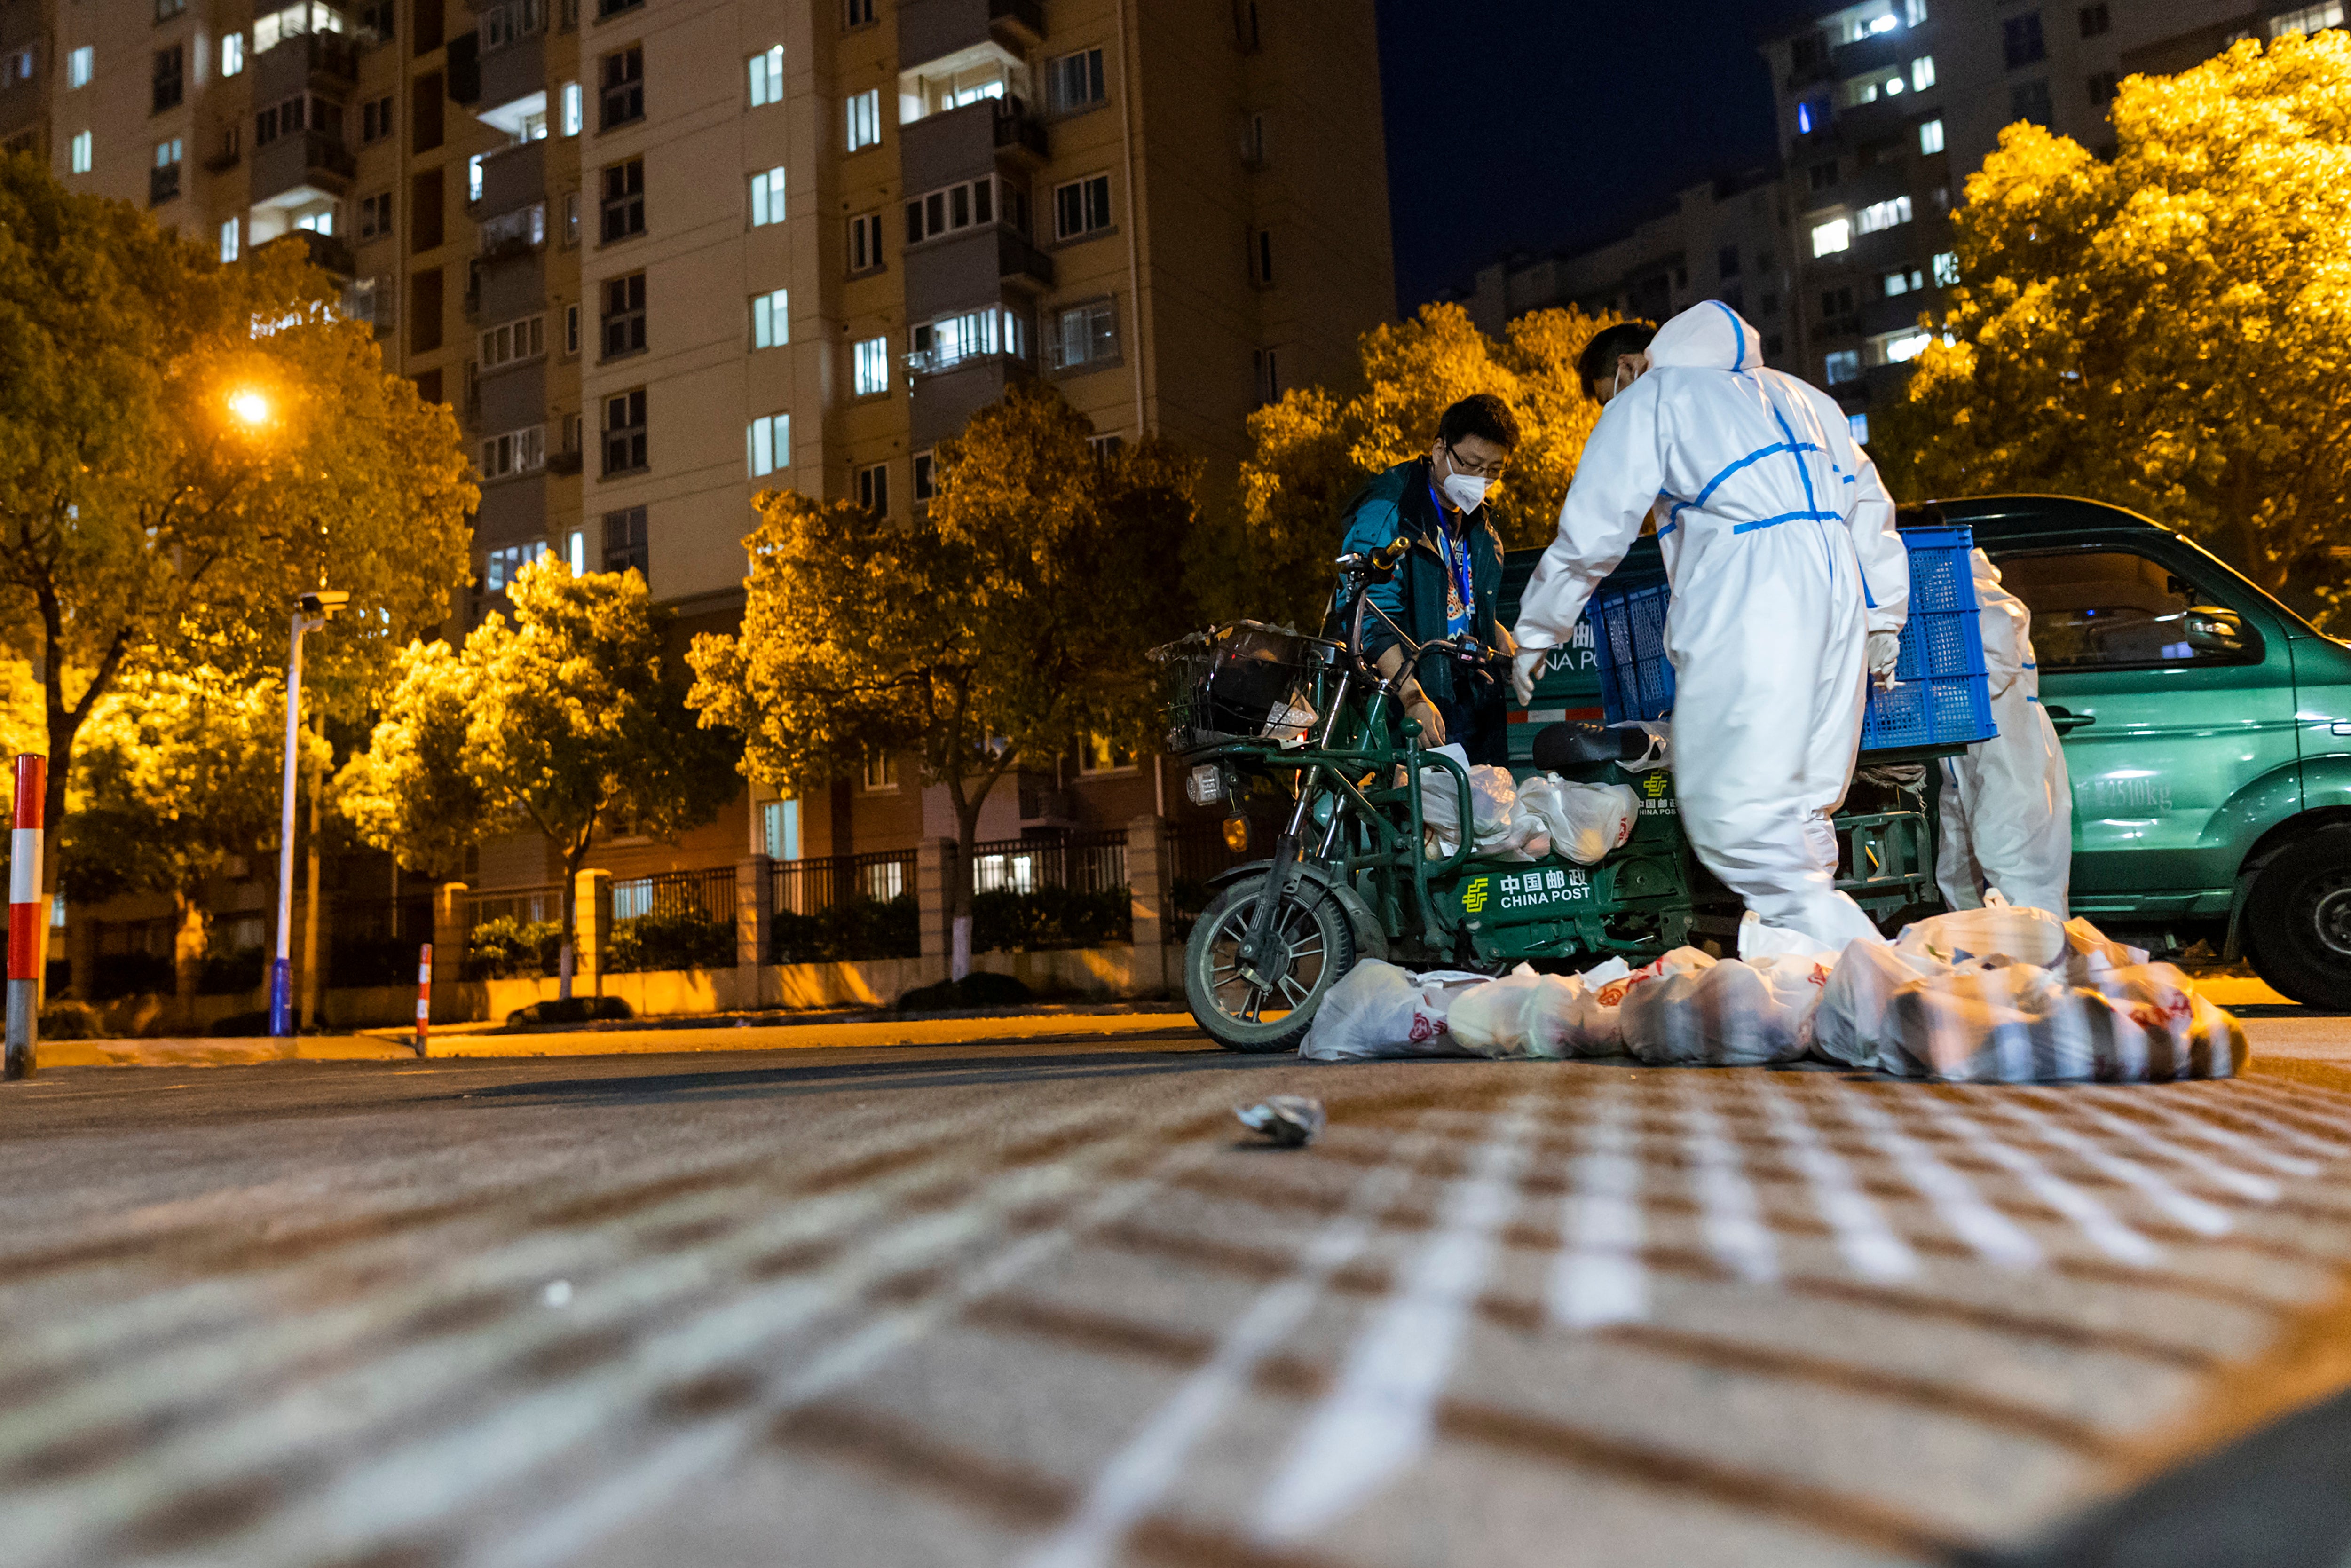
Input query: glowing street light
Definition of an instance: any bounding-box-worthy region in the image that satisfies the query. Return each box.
[228,389,271,427]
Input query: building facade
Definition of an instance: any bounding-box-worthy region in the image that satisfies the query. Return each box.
[1763,0,2333,431]
[0,0,1396,999]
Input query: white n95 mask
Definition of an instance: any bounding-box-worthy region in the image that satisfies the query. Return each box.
[1441,472,1490,513]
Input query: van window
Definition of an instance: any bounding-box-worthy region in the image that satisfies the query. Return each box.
[1996,550,2257,670]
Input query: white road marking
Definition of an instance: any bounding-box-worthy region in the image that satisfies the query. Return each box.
[1910,1095,2160,1266]
[2029,1090,2281,1202]
[1251,1101,1539,1542]
[2086,1090,2323,1179]
[1679,1090,1777,1284]
[1833,1085,2043,1269]
[1549,1089,1649,1328]
[1751,1079,1917,1282]
[1017,1128,1436,1568]
[1981,1093,2233,1236]
[2202,1082,2351,1149]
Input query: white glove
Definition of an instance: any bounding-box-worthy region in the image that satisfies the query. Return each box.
[1866,630,1903,686]
[1511,649,1544,707]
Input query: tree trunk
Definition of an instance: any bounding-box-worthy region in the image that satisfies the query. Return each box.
[952,797,985,983]
[299,736,323,1030]
[172,894,205,1031]
[556,869,575,1002]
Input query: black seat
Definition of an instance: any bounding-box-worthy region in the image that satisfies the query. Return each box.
[1531,722,1649,772]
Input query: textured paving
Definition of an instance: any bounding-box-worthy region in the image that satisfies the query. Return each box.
[3,1032,2351,1567]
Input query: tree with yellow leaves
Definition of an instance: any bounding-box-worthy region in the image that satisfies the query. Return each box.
[1875,29,2351,610]
[1191,302,1627,631]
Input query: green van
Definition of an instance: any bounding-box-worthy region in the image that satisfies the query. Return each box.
[1506,494,2351,1009]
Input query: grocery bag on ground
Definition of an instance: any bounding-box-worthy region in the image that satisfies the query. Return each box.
[2060,917,2149,982]
[1300,961,1492,1062]
[1812,939,2245,1080]
[1895,902,2067,967]
[1569,947,1713,1057]
[1621,948,1830,1066]
[1526,958,1632,1056]
[1446,963,1549,1058]
[1516,774,1638,866]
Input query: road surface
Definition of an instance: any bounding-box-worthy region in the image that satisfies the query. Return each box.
[4,1019,2351,1567]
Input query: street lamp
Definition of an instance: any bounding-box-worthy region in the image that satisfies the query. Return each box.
[269,588,349,1038]
[228,389,271,428]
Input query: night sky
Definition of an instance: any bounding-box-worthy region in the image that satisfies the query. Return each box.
[1373,0,1826,313]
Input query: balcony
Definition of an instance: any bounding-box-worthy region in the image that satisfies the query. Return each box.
[903,225,1052,319]
[477,201,546,260]
[899,0,1042,72]
[263,228,355,279]
[900,95,1043,192]
[250,130,355,204]
[478,31,544,117]
[1831,25,1915,81]
[908,356,1023,448]
[250,30,359,105]
[477,136,545,215]
[149,163,181,205]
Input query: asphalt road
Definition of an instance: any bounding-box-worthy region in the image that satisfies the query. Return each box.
[6,1025,2351,1568]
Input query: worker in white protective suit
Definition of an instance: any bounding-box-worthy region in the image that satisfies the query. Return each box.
[1936,548,2072,916]
[1511,301,1911,951]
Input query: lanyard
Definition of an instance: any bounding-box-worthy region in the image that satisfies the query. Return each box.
[1429,481,1475,614]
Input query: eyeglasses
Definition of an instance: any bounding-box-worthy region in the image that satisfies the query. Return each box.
[1444,442,1508,480]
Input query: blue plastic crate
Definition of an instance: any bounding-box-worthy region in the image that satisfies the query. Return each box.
[1589,525,1997,754]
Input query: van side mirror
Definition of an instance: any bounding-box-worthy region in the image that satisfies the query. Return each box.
[2183,606,2248,656]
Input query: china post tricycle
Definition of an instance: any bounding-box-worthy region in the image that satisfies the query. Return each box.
[1155,529,1994,1053]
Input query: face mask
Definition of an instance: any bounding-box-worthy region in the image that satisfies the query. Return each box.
[1438,450,1490,513]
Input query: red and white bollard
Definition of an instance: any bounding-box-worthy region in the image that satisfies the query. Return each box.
[414,942,432,1059]
[6,754,46,1081]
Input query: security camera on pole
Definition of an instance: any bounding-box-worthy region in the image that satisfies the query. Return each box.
[270,590,349,1039]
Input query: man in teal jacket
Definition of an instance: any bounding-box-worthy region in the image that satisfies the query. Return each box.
[1335,393,1521,763]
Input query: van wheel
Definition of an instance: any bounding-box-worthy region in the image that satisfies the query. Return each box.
[2245,826,2351,1011]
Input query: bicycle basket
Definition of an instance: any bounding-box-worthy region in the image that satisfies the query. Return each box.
[1149,622,1338,753]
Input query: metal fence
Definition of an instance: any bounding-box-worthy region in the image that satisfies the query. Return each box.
[611,866,736,924]
[961,830,1128,895]
[1160,819,1247,944]
[465,883,566,933]
[770,850,918,916]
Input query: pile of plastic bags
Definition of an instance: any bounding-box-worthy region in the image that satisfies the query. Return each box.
[1416,743,1637,866]
[1300,906,2247,1083]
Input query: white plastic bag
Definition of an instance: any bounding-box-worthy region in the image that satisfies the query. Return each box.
[1299,961,1491,1062]
[1613,720,1671,773]
[1620,948,1830,1066]
[1527,958,1631,1056]
[1516,774,1639,865]
[1446,963,1549,1058]
[1417,750,1543,861]
[1895,903,2067,967]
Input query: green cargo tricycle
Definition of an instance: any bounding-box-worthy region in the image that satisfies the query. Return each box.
[1156,542,1975,1054]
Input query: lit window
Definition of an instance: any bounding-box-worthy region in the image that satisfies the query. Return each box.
[2270,1,2343,33]
[1796,98,1826,135]
[1905,0,1927,22]
[1049,297,1119,371]
[1867,328,1933,365]
[1919,117,1945,155]
[1933,251,1961,287]
[1882,267,1925,297]
[468,154,485,203]
[1078,734,1132,773]
[1866,13,1896,33]
[1849,412,1871,445]
[567,528,586,575]
[222,32,245,75]
[1911,55,1936,91]
[68,45,92,87]
[749,165,785,227]
[219,216,240,262]
[1824,350,1862,385]
[1856,195,1913,236]
[751,287,788,348]
[1884,75,1904,96]
[70,131,91,173]
[560,80,581,135]
[852,335,888,395]
[748,412,788,477]
[845,88,880,151]
[862,752,898,791]
[759,798,801,860]
[908,306,1029,373]
[748,44,782,107]
[1810,218,1851,257]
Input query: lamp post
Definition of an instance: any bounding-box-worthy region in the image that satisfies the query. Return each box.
[269,589,347,1037]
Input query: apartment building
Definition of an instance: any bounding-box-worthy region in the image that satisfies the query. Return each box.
[1761,0,2330,430]
[1457,168,1799,376]
[3,0,1395,977]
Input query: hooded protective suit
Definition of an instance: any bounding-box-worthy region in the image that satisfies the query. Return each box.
[1514,302,1909,950]
[1937,549,2072,916]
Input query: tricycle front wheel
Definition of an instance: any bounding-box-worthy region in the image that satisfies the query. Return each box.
[1183,874,1357,1054]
